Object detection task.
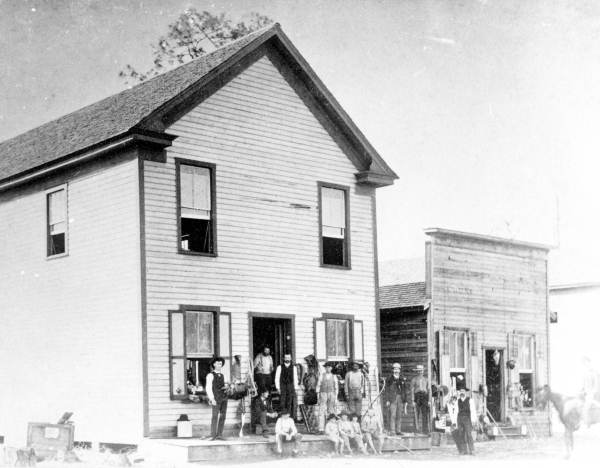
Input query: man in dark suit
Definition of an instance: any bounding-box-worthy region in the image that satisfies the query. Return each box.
[384,362,408,435]
[456,388,476,455]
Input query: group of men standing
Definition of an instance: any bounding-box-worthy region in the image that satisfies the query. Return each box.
[384,362,430,435]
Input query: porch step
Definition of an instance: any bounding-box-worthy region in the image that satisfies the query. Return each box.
[489,424,527,438]
[145,433,431,462]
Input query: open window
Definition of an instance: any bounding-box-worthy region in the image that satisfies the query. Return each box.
[438,329,470,391]
[177,159,216,255]
[319,183,350,267]
[169,306,231,400]
[46,186,67,257]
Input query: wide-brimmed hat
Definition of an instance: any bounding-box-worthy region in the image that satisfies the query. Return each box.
[324,361,334,368]
[414,364,424,372]
[210,356,225,368]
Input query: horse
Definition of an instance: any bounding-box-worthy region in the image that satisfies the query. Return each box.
[536,385,600,458]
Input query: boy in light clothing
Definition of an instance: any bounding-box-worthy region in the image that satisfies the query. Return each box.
[275,410,303,457]
[350,414,368,454]
[324,414,343,455]
[361,408,384,455]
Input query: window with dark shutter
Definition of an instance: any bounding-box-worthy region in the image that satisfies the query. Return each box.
[168,306,230,400]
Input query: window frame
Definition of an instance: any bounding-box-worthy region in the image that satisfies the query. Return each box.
[318,313,361,362]
[175,158,217,257]
[326,318,351,361]
[45,184,68,259]
[448,330,468,372]
[168,305,223,401]
[318,182,351,269]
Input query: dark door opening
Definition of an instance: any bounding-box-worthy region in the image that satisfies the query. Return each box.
[485,349,504,422]
[251,316,294,376]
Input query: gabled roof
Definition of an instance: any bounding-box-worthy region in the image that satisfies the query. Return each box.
[0,24,397,190]
[379,281,427,310]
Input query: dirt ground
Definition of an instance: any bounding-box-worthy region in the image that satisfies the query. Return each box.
[20,426,600,468]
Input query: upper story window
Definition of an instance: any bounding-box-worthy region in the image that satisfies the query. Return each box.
[46,186,67,257]
[177,160,216,255]
[319,183,350,268]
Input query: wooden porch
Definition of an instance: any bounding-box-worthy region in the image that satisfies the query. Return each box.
[141,432,431,462]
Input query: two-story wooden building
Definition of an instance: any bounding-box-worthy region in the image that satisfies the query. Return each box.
[0,24,397,445]
[380,228,552,435]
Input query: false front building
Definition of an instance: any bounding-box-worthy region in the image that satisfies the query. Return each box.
[0,24,396,445]
[380,228,552,435]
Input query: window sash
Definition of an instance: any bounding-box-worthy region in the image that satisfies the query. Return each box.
[517,335,534,371]
[326,319,349,359]
[321,187,346,231]
[185,311,214,358]
[449,331,466,370]
[180,164,211,215]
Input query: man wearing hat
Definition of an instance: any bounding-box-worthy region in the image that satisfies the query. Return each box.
[456,387,476,455]
[410,364,429,434]
[344,362,365,416]
[316,362,339,432]
[385,362,408,435]
[205,357,229,440]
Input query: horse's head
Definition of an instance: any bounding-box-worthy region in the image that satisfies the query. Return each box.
[536,385,551,410]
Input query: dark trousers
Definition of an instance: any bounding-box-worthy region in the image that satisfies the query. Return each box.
[280,385,296,418]
[414,391,429,434]
[256,374,273,393]
[253,409,268,433]
[457,415,474,454]
[211,399,228,437]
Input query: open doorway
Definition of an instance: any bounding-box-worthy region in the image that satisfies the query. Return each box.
[250,314,294,377]
[484,348,504,422]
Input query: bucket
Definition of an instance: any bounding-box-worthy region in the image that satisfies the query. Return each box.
[176,415,192,438]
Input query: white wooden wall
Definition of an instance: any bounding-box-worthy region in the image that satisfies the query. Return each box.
[144,54,378,434]
[0,158,144,445]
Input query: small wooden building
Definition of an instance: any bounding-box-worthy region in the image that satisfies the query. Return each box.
[380,228,552,435]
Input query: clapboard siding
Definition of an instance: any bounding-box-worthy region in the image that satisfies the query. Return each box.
[0,156,143,445]
[144,55,378,433]
[429,232,550,433]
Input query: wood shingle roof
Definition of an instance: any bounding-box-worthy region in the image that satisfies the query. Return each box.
[379,281,426,310]
[0,24,397,190]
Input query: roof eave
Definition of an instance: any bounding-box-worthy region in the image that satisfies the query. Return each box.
[355,170,397,188]
[0,129,176,193]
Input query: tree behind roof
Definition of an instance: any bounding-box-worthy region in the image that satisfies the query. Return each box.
[119,9,272,85]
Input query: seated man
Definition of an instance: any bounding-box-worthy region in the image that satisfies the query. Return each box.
[252,390,277,437]
[361,408,384,455]
[275,410,303,457]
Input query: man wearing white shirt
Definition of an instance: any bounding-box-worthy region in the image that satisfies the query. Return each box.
[205,357,229,440]
[254,345,274,393]
[456,388,477,455]
[275,354,299,418]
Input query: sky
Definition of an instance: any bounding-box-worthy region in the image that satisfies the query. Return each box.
[1,0,599,284]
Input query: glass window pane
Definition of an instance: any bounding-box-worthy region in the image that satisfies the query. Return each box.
[337,320,349,357]
[457,333,465,368]
[171,358,186,397]
[322,187,345,229]
[48,189,66,225]
[180,165,211,212]
[170,312,184,356]
[186,311,214,357]
[326,320,337,356]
